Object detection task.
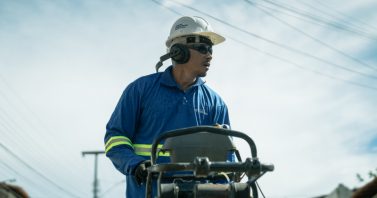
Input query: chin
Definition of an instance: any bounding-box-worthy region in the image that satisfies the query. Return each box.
[198,72,207,77]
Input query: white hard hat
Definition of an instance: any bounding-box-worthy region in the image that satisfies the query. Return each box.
[166,16,225,47]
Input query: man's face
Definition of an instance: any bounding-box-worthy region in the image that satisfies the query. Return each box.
[185,43,213,77]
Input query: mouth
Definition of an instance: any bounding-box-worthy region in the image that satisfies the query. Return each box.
[203,62,210,68]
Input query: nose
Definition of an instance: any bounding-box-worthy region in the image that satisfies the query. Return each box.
[205,52,212,60]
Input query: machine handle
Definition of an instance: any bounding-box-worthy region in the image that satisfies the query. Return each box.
[151,126,258,164]
[148,158,274,175]
[261,164,274,172]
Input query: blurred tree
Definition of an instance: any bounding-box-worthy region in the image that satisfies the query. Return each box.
[356,167,377,182]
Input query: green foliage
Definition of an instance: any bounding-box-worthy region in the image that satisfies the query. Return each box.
[357,167,377,182]
[356,173,364,182]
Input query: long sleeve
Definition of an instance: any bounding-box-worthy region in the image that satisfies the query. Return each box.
[104,82,146,175]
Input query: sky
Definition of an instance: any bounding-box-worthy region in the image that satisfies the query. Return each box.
[0,0,376,197]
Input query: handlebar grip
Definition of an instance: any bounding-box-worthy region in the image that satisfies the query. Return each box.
[261,164,274,172]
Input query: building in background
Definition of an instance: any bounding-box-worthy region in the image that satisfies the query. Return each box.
[313,179,377,198]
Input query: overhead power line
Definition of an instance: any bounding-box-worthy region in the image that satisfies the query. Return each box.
[0,74,89,172]
[99,179,125,197]
[311,0,377,32]
[0,75,90,197]
[0,143,81,198]
[254,0,377,40]
[225,34,377,91]
[295,0,377,33]
[161,0,377,80]
[151,0,183,16]
[246,0,377,72]
[0,161,54,195]
[150,0,377,91]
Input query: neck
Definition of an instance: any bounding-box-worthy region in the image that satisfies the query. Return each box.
[172,65,197,91]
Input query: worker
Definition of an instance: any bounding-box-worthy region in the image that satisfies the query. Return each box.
[104,16,230,197]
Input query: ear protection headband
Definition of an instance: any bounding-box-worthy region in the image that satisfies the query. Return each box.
[155,43,190,72]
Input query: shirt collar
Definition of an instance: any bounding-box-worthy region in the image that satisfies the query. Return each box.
[160,66,206,88]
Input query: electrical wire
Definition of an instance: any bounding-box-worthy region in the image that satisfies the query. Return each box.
[99,179,125,198]
[0,143,81,198]
[0,161,57,196]
[246,0,377,72]
[0,145,67,198]
[2,2,376,198]
[0,103,89,197]
[295,0,377,33]
[0,75,89,172]
[0,138,66,198]
[154,0,377,89]
[225,34,377,91]
[256,181,266,198]
[312,0,377,32]
[0,76,90,197]
[148,4,377,198]
[161,0,377,80]
[255,0,377,40]
[246,0,377,43]
[150,0,184,16]
[150,0,377,90]
[0,107,52,179]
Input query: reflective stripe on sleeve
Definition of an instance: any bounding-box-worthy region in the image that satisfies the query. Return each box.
[134,144,170,157]
[105,136,133,153]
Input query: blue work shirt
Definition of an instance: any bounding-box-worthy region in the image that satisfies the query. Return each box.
[104,66,230,198]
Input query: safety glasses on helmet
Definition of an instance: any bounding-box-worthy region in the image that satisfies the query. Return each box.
[187,44,213,55]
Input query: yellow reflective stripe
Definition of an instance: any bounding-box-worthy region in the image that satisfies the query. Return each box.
[157,151,170,157]
[134,144,170,156]
[105,136,132,148]
[135,151,170,157]
[105,136,133,153]
[105,136,132,146]
[134,144,163,149]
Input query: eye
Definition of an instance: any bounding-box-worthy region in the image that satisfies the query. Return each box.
[198,45,212,54]
[207,46,213,54]
[187,44,213,54]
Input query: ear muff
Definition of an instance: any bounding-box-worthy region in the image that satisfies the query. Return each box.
[170,43,190,64]
[155,43,191,72]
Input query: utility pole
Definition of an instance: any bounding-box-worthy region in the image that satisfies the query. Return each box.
[82,151,105,198]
